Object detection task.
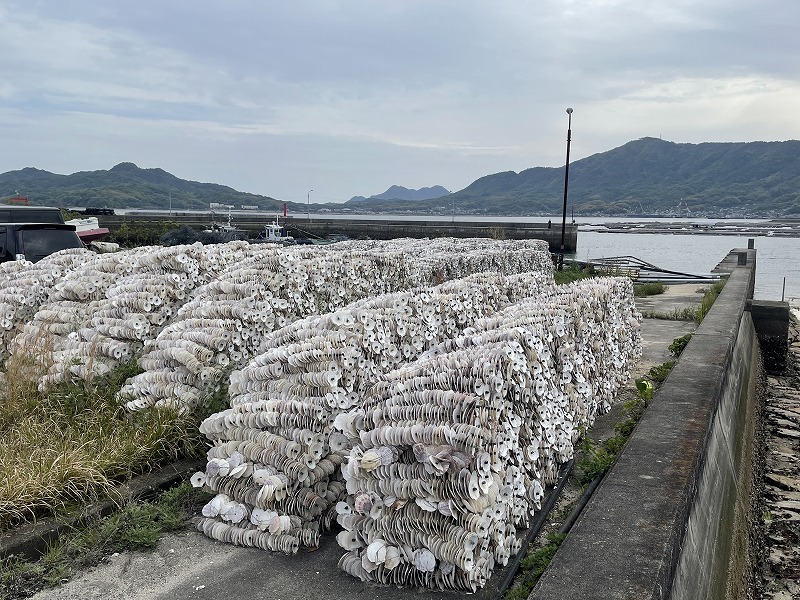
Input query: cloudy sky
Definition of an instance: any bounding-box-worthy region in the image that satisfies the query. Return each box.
[1,0,797,203]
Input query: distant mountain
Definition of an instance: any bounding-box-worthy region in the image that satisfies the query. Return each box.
[0,162,290,211]
[351,138,800,218]
[4,139,800,217]
[347,185,449,203]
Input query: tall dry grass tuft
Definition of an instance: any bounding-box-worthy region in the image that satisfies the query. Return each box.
[0,342,203,530]
[0,328,56,432]
[488,226,507,240]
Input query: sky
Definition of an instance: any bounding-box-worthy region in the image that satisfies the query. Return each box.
[1,0,798,204]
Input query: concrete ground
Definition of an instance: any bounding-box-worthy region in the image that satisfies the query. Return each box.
[27,285,703,600]
[633,284,704,372]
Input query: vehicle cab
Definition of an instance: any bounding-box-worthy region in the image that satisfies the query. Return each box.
[0,205,65,224]
[0,223,84,263]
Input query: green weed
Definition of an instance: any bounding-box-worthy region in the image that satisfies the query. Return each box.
[633,282,667,297]
[504,533,567,600]
[648,361,676,383]
[577,390,648,487]
[0,483,208,599]
[669,333,693,357]
[553,263,594,285]
[695,278,727,322]
[577,436,618,487]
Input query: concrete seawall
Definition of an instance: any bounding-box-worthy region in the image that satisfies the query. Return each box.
[532,249,761,599]
[99,213,578,253]
[283,218,578,253]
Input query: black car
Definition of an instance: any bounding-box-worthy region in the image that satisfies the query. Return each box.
[0,205,65,224]
[0,223,84,263]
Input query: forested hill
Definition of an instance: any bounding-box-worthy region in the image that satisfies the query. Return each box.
[353,138,800,217]
[463,137,800,217]
[0,162,288,211]
[3,138,800,216]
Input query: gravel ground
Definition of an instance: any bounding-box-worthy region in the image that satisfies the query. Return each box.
[758,316,800,599]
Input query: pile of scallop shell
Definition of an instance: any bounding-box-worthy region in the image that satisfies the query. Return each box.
[9,242,254,388]
[119,240,551,412]
[335,277,640,591]
[331,238,553,282]
[190,274,640,593]
[190,271,563,556]
[0,238,549,398]
[0,248,94,363]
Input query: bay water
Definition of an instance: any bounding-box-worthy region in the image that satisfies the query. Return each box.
[127,209,799,304]
[309,212,798,303]
[572,231,799,303]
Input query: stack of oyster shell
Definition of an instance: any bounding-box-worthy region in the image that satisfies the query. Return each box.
[9,242,253,388]
[190,272,627,565]
[335,277,640,591]
[193,273,638,576]
[0,248,94,363]
[0,238,549,398]
[119,240,551,412]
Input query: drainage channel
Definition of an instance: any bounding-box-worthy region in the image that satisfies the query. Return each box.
[494,459,575,597]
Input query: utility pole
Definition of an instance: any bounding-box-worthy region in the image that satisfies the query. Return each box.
[558,108,573,271]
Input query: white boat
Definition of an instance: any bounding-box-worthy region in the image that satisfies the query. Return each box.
[259,216,294,245]
[64,216,111,242]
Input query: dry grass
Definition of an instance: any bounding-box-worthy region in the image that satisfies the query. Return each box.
[0,348,202,530]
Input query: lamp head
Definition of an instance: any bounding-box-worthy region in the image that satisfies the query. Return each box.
[566,107,573,114]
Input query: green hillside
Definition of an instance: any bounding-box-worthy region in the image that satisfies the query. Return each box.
[0,162,291,212]
[354,138,800,217]
[3,138,800,217]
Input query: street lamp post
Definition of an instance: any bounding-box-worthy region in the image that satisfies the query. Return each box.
[558,108,573,271]
[307,189,313,220]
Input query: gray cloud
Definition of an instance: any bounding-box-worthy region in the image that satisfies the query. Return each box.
[1,0,798,202]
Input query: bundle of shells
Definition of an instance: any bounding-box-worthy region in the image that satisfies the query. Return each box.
[2,238,549,397]
[191,271,557,555]
[0,248,95,363]
[329,238,553,283]
[9,242,254,389]
[120,240,551,413]
[335,277,641,591]
[120,249,413,412]
[8,248,148,370]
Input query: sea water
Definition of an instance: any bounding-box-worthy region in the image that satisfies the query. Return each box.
[124,210,799,302]
[571,231,799,302]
